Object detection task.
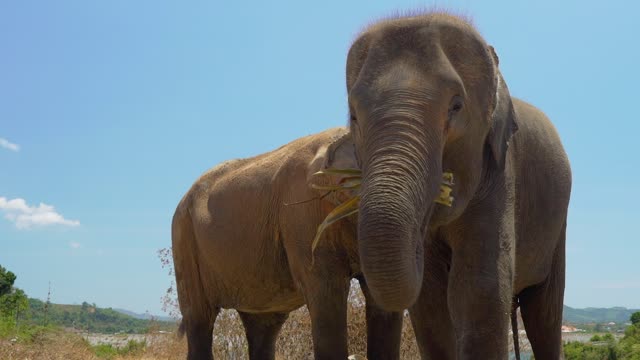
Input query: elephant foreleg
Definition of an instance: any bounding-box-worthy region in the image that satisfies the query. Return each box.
[304,271,350,360]
[441,175,517,359]
[282,220,352,360]
[447,252,513,359]
[238,311,289,360]
[519,222,566,360]
[359,276,403,360]
[445,211,515,359]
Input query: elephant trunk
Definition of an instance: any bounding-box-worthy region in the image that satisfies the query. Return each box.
[358,118,442,311]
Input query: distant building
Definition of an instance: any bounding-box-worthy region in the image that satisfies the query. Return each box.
[561,325,579,333]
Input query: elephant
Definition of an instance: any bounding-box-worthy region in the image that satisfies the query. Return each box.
[171,127,403,360]
[344,12,572,359]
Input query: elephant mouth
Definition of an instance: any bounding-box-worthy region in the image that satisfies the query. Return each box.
[309,169,455,255]
[435,171,455,207]
[310,168,455,243]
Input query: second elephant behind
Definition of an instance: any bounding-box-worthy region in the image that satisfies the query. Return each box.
[172,127,402,360]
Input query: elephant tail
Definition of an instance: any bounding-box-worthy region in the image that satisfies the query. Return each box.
[511,296,521,360]
[177,319,186,339]
[172,202,215,339]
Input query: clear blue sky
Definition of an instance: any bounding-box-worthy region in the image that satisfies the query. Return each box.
[1,0,638,315]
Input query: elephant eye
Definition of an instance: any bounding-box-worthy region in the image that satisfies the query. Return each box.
[447,95,464,128]
[349,112,358,124]
[448,96,464,117]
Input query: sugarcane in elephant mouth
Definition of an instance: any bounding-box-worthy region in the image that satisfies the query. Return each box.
[309,168,455,254]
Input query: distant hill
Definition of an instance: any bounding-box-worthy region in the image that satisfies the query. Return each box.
[563,305,640,324]
[113,308,174,322]
[19,298,636,332]
[21,298,177,334]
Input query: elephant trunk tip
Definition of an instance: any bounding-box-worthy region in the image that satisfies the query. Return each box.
[365,273,422,312]
[359,228,425,312]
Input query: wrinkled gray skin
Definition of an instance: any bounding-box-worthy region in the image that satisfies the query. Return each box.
[172,128,402,360]
[346,13,572,359]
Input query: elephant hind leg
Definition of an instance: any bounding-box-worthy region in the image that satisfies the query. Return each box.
[184,307,219,360]
[173,208,220,359]
[238,311,289,360]
[520,223,566,360]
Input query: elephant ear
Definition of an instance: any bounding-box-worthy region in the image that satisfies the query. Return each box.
[487,47,518,169]
[307,128,358,193]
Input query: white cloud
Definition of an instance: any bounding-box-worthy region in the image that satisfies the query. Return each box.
[0,138,20,152]
[69,241,81,249]
[0,197,80,229]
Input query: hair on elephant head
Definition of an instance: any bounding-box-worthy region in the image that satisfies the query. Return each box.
[345,13,518,311]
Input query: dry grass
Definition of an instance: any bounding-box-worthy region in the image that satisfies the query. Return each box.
[144,283,419,359]
[0,327,98,360]
[1,284,530,359]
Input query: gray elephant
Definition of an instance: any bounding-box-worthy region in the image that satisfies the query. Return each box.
[344,12,572,359]
[171,127,402,360]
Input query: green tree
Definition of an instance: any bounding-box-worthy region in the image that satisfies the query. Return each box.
[0,265,29,329]
[0,288,28,318]
[0,265,17,297]
[616,312,640,359]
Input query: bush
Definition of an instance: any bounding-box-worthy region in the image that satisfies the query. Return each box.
[91,339,146,359]
[92,344,119,359]
[617,322,640,360]
[0,317,54,344]
[0,317,13,338]
[564,340,617,360]
[120,339,146,355]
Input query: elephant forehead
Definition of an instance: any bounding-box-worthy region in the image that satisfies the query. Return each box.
[351,43,463,105]
[368,59,429,91]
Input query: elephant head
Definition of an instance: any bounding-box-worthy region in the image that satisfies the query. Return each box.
[346,14,517,311]
[307,128,359,207]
